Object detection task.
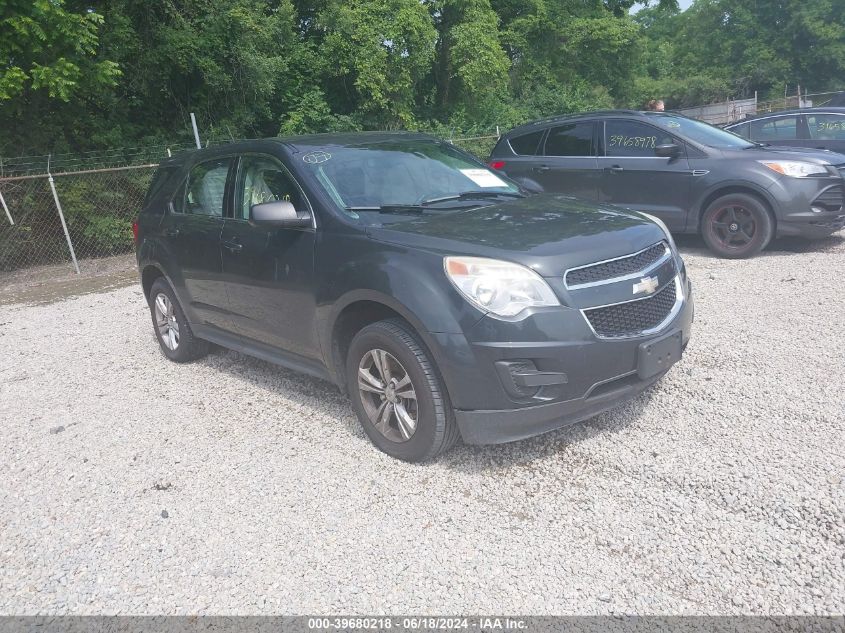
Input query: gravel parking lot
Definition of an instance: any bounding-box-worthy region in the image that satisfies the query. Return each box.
[1,236,844,615]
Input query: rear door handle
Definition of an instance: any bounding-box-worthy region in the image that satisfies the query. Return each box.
[606,165,624,174]
[533,165,551,173]
[221,239,243,253]
[163,228,180,237]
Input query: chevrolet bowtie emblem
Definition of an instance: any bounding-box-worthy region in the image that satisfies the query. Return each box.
[633,276,659,295]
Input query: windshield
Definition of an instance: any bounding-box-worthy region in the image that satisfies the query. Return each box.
[646,113,755,149]
[299,140,520,220]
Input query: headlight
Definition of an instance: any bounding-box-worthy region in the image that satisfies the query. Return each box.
[639,212,677,252]
[640,212,685,275]
[759,161,828,177]
[444,256,559,317]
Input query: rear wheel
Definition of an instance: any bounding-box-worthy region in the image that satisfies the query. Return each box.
[148,278,209,362]
[346,319,458,462]
[701,193,773,258]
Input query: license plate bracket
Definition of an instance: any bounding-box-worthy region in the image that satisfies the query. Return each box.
[638,330,683,379]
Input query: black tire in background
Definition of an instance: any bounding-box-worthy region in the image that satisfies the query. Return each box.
[346,319,459,462]
[701,193,774,259]
[148,278,210,363]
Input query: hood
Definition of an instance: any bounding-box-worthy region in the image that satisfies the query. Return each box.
[724,145,845,165]
[366,194,667,278]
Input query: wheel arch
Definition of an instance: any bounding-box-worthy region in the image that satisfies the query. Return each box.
[141,263,167,300]
[326,292,446,395]
[696,185,777,233]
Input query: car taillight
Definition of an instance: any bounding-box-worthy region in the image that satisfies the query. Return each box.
[489,160,506,170]
[132,219,139,244]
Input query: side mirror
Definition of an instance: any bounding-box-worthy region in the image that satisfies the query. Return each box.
[250,200,311,228]
[654,143,681,158]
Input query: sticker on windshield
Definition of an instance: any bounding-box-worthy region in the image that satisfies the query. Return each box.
[303,151,331,164]
[460,169,508,188]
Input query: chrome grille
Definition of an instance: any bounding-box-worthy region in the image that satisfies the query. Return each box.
[566,242,668,287]
[584,281,677,338]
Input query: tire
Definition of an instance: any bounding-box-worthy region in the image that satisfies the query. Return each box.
[148,278,209,363]
[346,319,459,462]
[701,193,774,259]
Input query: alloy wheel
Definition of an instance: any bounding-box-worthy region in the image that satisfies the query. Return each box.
[711,205,756,249]
[154,292,180,351]
[357,349,418,442]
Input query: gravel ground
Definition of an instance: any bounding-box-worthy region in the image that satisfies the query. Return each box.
[1,236,844,615]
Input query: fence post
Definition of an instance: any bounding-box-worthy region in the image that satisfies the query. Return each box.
[0,188,13,225]
[190,113,202,149]
[47,174,81,275]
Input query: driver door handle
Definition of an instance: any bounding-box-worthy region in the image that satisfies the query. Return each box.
[606,165,624,174]
[533,165,551,173]
[221,239,243,253]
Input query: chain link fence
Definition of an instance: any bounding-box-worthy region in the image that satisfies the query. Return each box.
[0,165,156,272]
[0,130,500,275]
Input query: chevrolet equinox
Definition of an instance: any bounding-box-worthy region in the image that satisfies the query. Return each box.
[134,133,694,461]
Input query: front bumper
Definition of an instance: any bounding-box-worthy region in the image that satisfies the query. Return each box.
[767,176,845,238]
[456,368,668,445]
[430,277,694,445]
[777,213,845,238]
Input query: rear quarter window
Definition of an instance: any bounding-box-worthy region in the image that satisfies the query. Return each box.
[142,166,179,212]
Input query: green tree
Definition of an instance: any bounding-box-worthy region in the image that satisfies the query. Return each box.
[316,0,437,128]
[0,0,119,102]
[430,0,511,120]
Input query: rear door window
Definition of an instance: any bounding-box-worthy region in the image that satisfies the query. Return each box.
[508,130,544,155]
[543,122,594,157]
[806,114,845,140]
[174,158,233,216]
[749,116,799,141]
[729,122,750,139]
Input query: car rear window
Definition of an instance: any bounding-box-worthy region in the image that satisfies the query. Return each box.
[508,130,544,155]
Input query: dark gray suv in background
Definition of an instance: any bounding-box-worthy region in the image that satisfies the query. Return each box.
[490,111,845,258]
[135,133,693,461]
[725,108,845,155]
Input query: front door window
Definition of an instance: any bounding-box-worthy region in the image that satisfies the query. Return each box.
[604,121,675,157]
[236,156,305,220]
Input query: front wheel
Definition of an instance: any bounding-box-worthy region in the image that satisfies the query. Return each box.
[346,319,458,462]
[701,193,773,259]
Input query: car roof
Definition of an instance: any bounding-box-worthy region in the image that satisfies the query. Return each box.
[157,132,440,167]
[726,107,845,126]
[502,110,690,137]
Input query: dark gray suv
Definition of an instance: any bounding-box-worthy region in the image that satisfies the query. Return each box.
[724,108,845,155]
[490,111,845,258]
[135,133,693,461]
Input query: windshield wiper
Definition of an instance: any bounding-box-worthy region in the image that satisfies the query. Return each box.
[345,204,425,214]
[421,190,525,206]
